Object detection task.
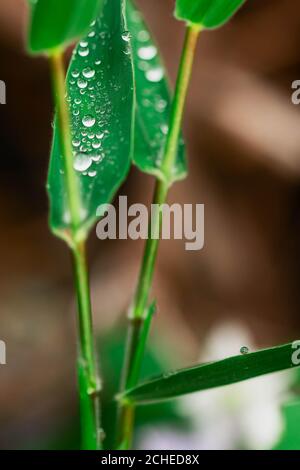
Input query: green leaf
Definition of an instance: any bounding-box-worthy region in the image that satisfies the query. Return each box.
[120,341,300,405]
[274,399,300,450]
[28,0,103,54]
[175,0,247,29]
[48,0,134,242]
[127,0,187,183]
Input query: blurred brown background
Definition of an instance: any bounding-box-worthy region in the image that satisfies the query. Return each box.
[0,0,300,449]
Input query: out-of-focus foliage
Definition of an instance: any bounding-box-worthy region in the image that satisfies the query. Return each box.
[28,0,103,53]
[175,0,246,29]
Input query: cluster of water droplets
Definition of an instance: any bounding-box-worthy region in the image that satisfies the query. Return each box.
[65,16,122,187]
[121,30,132,56]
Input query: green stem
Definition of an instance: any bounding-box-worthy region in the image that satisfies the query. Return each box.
[117,24,201,449]
[49,50,101,450]
[72,241,102,450]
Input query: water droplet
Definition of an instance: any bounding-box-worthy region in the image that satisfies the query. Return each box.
[63,210,71,224]
[138,45,157,60]
[80,40,88,48]
[240,346,249,355]
[74,98,82,105]
[156,99,167,112]
[142,98,151,108]
[77,78,88,89]
[95,59,102,66]
[71,69,80,78]
[92,154,103,162]
[73,153,92,172]
[92,141,101,149]
[138,61,149,72]
[122,31,131,42]
[88,170,97,177]
[146,67,164,82]
[72,139,80,148]
[82,115,96,128]
[160,124,169,135]
[82,67,95,79]
[78,48,89,57]
[138,30,150,42]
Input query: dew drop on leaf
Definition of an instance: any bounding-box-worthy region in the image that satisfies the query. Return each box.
[138,45,157,60]
[138,30,150,42]
[82,67,95,79]
[82,115,96,128]
[160,124,168,135]
[72,139,80,148]
[71,69,80,78]
[73,153,92,172]
[145,67,164,82]
[92,141,101,149]
[78,48,90,57]
[240,346,249,355]
[155,99,167,112]
[121,31,131,42]
[77,78,88,89]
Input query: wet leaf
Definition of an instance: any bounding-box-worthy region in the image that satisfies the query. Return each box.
[48,0,134,242]
[120,342,300,405]
[127,0,187,183]
[175,0,246,29]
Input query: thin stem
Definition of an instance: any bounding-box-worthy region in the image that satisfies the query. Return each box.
[72,241,102,450]
[117,25,201,449]
[49,50,101,449]
[129,301,156,388]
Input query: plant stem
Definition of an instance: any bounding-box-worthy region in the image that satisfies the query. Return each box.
[118,24,201,449]
[72,240,102,450]
[49,50,101,449]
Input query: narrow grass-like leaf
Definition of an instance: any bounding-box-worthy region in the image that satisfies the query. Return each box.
[120,342,300,405]
[175,0,246,29]
[27,0,104,54]
[48,0,134,243]
[127,0,187,183]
